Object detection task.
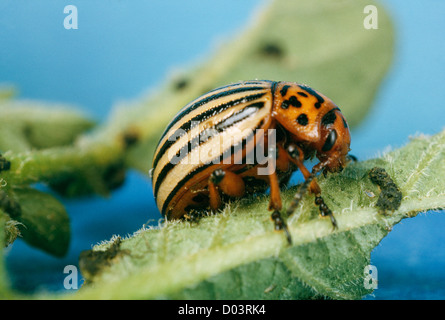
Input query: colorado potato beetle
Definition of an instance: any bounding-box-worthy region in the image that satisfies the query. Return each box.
[151,80,351,243]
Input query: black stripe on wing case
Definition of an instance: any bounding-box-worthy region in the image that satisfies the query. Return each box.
[161,121,264,215]
[152,92,266,170]
[155,85,268,149]
[154,101,266,198]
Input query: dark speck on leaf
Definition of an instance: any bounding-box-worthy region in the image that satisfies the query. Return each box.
[369,167,402,214]
[122,129,140,149]
[259,42,285,59]
[0,154,11,172]
[79,236,129,281]
[174,78,189,91]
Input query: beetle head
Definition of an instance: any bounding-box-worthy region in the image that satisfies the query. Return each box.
[315,108,351,173]
[272,82,351,173]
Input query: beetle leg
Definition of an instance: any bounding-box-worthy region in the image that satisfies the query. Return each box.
[310,166,338,229]
[275,144,291,172]
[285,144,337,229]
[208,168,245,211]
[314,194,337,228]
[267,157,292,244]
[208,180,221,212]
[285,170,317,217]
[286,144,321,193]
[271,210,291,245]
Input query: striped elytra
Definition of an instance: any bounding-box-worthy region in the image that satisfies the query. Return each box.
[151,80,351,243]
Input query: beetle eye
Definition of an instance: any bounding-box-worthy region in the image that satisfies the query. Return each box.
[322,130,337,152]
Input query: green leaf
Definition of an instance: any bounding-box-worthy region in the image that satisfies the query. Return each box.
[72,129,445,300]
[0,213,12,298]
[0,0,394,194]
[11,188,70,257]
[124,0,394,173]
[0,0,397,299]
[0,100,95,152]
[1,214,22,248]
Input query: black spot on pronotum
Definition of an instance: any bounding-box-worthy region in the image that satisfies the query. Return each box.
[342,115,349,128]
[298,84,324,109]
[321,108,338,127]
[281,96,301,109]
[297,92,308,98]
[288,96,301,108]
[296,114,309,126]
[281,100,289,109]
[280,85,290,97]
[322,130,337,152]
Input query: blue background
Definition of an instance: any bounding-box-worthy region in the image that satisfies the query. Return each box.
[1,0,444,299]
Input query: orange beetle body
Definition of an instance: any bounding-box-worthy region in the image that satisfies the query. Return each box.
[151,80,351,243]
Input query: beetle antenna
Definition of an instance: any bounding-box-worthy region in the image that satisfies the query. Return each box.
[286,167,338,229]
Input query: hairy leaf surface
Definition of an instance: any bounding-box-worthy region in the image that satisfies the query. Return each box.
[74,130,445,300]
